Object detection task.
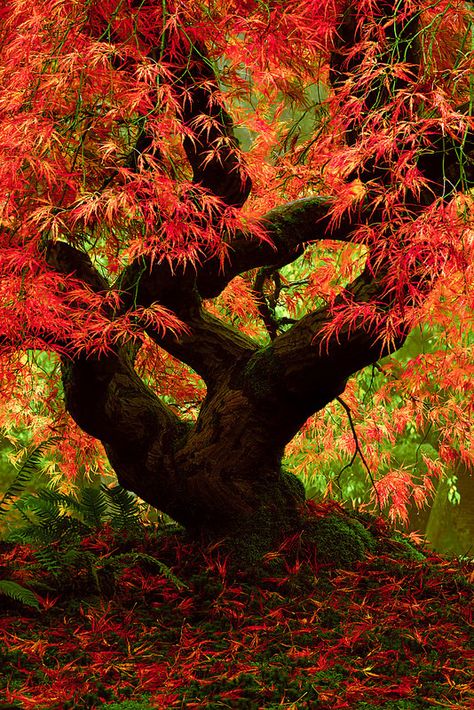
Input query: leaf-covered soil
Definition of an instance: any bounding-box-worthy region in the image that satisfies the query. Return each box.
[1,504,473,710]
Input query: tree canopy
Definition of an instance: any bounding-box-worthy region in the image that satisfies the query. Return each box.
[0,0,473,536]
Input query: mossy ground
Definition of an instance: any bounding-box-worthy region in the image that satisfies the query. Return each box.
[0,501,473,709]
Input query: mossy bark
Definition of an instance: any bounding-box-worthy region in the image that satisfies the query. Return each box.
[58,272,403,554]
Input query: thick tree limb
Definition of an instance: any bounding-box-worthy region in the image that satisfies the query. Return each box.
[114,196,343,320]
[144,308,256,385]
[197,196,355,298]
[107,26,251,207]
[110,195,356,381]
[45,241,189,505]
[272,270,401,399]
[234,267,406,447]
[114,258,256,383]
[45,242,109,294]
[158,38,252,208]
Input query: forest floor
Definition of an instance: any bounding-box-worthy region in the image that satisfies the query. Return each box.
[0,502,473,710]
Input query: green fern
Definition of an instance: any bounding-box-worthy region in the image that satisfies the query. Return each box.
[5,481,146,546]
[0,443,47,517]
[20,494,62,526]
[35,487,85,516]
[33,545,72,577]
[9,486,107,542]
[103,484,143,530]
[78,485,110,528]
[2,475,186,596]
[0,579,40,609]
[8,516,87,548]
[97,551,187,590]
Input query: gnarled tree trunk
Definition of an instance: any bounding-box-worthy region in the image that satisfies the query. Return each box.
[41,0,472,552]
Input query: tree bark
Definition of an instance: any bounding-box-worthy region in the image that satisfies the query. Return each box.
[35,0,473,554]
[56,255,404,547]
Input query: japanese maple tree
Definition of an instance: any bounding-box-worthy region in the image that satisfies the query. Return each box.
[0,0,472,546]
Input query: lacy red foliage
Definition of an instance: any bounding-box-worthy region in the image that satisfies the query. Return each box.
[0,0,472,517]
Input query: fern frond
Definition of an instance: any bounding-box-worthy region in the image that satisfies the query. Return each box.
[0,580,40,609]
[103,484,143,530]
[98,551,187,589]
[7,512,87,547]
[38,488,84,515]
[29,498,62,525]
[33,545,94,577]
[32,546,64,575]
[78,485,109,528]
[0,443,47,517]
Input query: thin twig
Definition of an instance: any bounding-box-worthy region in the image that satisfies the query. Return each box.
[336,396,382,513]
